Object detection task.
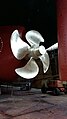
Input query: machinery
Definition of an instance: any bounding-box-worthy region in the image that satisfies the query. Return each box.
[41,80,65,95]
[10,29,50,79]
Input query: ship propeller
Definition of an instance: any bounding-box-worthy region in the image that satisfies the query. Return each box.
[10,30,49,79]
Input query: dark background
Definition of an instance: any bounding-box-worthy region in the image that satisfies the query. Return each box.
[0,0,57,48]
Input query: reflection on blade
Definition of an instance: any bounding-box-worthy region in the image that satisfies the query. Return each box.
[46,43,58,51]
[39,52,49,73]
[25,30,44,47]
[15,58,39,79]
[10,30,30,60]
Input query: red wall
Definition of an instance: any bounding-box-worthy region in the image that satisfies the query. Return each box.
[0,26,26,82]
[57,0,67,80]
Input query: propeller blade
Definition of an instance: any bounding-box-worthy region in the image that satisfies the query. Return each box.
[10,30,30,60]
[39,52,49,73]
[15,58,39,79]
[25,30,44,47]
[46,43,58,51]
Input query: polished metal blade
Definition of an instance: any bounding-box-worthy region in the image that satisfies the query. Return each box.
[25,30,44,47]
[10,30,30,60]
[39,52,49,73]
[15,58,39,79]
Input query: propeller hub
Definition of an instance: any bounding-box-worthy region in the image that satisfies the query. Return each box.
[27,45,46,59]
[39,45,46,55]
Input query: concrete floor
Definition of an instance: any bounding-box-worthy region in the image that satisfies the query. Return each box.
[0,88,67,119]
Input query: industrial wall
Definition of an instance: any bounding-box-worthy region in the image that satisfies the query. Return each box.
[57,0,67,81]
